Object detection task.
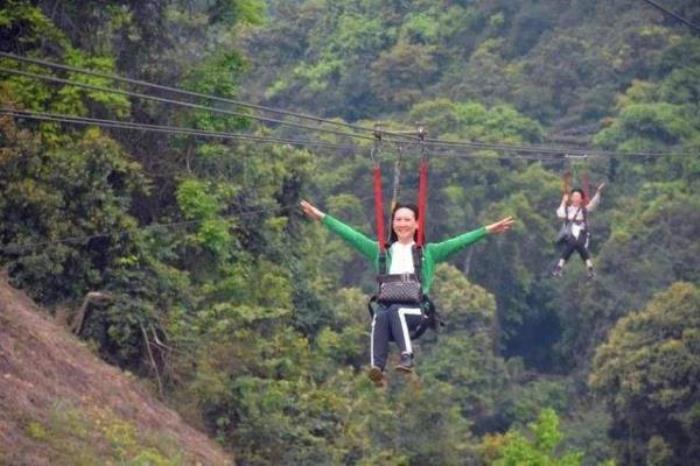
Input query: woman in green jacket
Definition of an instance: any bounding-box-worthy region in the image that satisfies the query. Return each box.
[300,199,514,386]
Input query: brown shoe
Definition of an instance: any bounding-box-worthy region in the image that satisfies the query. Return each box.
[395,352,414,373]
[368,366,386,388]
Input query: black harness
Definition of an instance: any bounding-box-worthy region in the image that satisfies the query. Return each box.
[367,245,443,339]
[570,207,590,245]
[556,206,590,245]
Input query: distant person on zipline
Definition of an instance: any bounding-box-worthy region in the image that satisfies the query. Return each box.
[300,199,514,386]
[552,183,605,278]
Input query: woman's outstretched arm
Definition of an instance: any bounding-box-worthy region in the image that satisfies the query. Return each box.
[300,200,378,261]
[428,217,515,262]
[300,200,325,221]
[485,217,516,235]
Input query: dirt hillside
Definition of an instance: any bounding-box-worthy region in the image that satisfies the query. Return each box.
[0,271,233,465]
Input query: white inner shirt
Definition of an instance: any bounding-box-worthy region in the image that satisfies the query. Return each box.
[562,206,586,239]
[389,241,416,274]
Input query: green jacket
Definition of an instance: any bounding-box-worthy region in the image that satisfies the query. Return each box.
[322,215,488,294]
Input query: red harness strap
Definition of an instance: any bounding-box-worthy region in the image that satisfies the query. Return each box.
[417,158,428,247]
[417,128,428,247]
[373,164,386,252]
[562,170,572,195]
[372,128,429,250]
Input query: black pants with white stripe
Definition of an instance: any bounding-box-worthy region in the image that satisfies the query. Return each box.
[370,303,423,370]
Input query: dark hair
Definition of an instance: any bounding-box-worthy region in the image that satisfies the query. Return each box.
[570,188,587,201]
[388,203,420,245]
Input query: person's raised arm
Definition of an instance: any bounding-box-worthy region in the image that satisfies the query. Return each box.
[557,193,569,219]
[586,183,605,211]
[300,199,378,261]
[428,217,515,263]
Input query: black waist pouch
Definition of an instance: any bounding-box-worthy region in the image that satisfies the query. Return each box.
[376,274,423,304]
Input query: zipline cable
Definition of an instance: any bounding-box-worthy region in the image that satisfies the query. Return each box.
[0,108,543,160]
[3,108,692,163]
[0,52,529,149]
[0,108,355,151]
[0,51,399,136]
[0,66,377,142]
[640,0,700,33]
[2,63,696,158]
[420,135,695,158]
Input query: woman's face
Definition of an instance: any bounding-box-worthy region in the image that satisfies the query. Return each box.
[571,191,583,206]
[393,207,418,243]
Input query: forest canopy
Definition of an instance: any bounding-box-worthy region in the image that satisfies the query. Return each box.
[1,1,699,464]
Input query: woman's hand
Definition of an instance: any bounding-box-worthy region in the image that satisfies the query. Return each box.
[300,200,325,221]
[597,182,606,192]
[486,216,515,235]
[561,193,569,204]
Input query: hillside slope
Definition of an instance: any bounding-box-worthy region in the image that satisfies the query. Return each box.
[0,271,232,466]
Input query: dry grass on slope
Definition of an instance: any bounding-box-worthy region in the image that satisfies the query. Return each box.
[0,271,233,466]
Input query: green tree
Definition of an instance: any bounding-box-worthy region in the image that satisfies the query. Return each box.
[0,119,145,303]
[590,282,700,465]
[489,408,583,466]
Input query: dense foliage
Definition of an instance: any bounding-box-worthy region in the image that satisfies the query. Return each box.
[1,1,699,464]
